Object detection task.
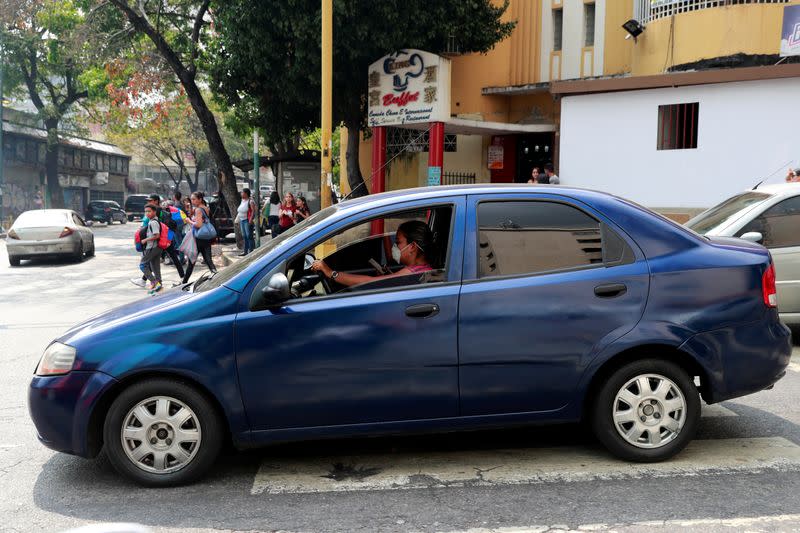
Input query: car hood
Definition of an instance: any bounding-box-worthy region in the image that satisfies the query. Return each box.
[58,288,194,345]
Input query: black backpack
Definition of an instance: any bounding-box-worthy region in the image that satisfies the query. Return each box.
[157,208,177,231]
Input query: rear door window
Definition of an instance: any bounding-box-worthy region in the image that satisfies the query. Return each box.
[477,201,612,278]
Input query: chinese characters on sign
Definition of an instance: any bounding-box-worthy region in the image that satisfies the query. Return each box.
[367,50,452,128]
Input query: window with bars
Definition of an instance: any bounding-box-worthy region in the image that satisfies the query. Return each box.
[584,3,596,47]
[657,103,699,151]
[385,127,457,159]
[553,8,563,52]
[635,0,789,24]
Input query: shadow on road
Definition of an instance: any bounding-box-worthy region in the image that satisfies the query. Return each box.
[30,401,800,529]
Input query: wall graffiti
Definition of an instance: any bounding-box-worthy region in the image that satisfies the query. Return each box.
[2,182,36,222]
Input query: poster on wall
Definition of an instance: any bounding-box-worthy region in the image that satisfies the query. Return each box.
[367,50,451,127]
[487,145,504,170]
[780,5,800,57]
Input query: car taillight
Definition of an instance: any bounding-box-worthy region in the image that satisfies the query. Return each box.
[762,263,777,308]
[59,227,74,238]
[7,229,19,239]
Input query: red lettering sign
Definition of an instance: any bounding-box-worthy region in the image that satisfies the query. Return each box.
[382,91,420,107]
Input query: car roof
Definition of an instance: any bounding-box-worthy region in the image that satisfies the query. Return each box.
[747,183,800,197]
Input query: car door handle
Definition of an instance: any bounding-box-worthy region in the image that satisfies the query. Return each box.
[594,283,627,298]
[405,303,440,318]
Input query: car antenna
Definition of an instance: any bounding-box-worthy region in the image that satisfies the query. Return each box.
[752,180,764,190]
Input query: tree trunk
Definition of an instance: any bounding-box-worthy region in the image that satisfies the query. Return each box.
[187,166,200,192]
[44,120,65,209]
[180,78,240,218]
[344,119,368,198]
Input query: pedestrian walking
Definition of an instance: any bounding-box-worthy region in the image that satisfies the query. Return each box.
[182,191,217,284]
[146,194,185,278]
[278,192,296,234]
[139,205,163,295]
[238,188,256,256]
[265,191,281,238]
[294,196,312,224]
[544,163,560,185]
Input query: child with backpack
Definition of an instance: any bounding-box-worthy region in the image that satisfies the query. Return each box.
[139,205,164,294]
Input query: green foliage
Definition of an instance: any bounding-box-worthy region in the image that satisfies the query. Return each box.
[208,0,515,150]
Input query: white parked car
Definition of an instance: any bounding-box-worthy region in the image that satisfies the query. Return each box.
[686,183,800,324]
[6,209,95,266]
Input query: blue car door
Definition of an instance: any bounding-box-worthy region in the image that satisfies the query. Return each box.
[458,193,649,416]
[234,197,466,430]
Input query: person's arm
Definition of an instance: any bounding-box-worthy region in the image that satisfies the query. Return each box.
[311,260,416,287]
[142,221,160,243]
[192,207,205,229]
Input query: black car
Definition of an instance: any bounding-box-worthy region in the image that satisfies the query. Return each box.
[207,194,234,240]
[124,194,149,222]
[85,200,127,225]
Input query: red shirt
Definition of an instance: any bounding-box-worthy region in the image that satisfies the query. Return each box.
[279,204,296,228]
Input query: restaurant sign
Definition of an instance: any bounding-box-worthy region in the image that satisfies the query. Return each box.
[367,49,451,127]
[781,5,800,57]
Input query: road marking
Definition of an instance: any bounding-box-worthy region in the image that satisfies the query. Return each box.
[700,403,737,417]
[251,437,800,495]
[436,513,800,532]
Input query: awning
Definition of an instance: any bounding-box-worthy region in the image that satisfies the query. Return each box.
[395,118,555,136]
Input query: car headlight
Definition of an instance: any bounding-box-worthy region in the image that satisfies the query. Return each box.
[35,342,77,376]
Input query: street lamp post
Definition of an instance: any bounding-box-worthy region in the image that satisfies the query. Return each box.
[253,130,260,248]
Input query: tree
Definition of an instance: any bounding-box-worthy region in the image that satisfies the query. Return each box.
[0,0,106,208]
[208,0,514,196]
[99,0,242,218]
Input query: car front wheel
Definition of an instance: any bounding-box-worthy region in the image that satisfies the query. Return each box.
[103,378,223,486]
[9,255,20,266]
[591,359,700,462]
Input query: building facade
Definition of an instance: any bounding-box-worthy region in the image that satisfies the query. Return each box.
[349,0,800,215]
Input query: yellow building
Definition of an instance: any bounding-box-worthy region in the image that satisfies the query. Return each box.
[346,0,800,209]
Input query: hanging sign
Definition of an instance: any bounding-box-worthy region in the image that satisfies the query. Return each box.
[781,5,800,57]
[367,50,451,127]
[488,145,504,170]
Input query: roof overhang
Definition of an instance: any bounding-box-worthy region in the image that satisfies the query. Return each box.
[395,118,555,136]
[551,63,800,96]
[481,81,551,96]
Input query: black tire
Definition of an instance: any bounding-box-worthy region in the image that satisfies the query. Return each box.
[128,215,134,222]
[103,378,224,487]
[73,242,85,262]
[85,238,95,257]
[591,358,700,462]
[8,255,20,267]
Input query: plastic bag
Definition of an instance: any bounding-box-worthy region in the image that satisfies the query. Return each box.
[178,224,199,263]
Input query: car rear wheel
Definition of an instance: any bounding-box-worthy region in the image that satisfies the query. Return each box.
[73,242,85,262]
[85,238,95,257]
[103,378,223,486]
[591,359,700,462]
[127,215,134,222]
[8,255,20,267]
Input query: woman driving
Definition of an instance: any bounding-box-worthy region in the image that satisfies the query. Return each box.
[311,220,434,287]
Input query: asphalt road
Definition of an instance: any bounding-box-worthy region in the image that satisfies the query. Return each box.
[1,222,800,533]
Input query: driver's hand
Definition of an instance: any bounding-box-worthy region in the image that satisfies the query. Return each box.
[311,260,331,277]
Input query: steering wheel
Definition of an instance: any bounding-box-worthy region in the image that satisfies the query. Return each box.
[298,252,334,295]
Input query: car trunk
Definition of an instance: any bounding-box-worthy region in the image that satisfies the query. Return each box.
[14,226,70,241]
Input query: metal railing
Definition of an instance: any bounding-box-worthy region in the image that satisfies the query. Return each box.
[441,171,476,185]
[634,0,789,24]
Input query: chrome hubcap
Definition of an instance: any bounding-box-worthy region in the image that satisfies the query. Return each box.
[612,374,686,449]
[121,396,202,474]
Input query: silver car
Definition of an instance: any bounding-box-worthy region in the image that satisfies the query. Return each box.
[686,183,800,325]
[6,209,95,266]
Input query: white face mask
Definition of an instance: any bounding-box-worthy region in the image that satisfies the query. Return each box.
[391,242,414,263]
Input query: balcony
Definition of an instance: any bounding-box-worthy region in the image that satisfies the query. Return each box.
[634,0,790,24]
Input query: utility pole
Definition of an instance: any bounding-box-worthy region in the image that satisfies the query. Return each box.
[253,130,260,248]
[320,0,332,209]
[0,38,4,232]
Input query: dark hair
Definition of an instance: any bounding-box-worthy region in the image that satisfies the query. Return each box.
[242,188,251,198]
[397,220,435,264]
[144,204,156,213]
[269,191,280,204]
[544,163,554,173]
[148,194,161,203]
[190,191,207,205]
[298,196,309,209]
[173,191,182,201]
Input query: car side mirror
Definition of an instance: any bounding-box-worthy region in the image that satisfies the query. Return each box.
[261,272,291,306]
[740,231,763,244]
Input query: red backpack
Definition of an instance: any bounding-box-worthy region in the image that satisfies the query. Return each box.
[157,221,171,250]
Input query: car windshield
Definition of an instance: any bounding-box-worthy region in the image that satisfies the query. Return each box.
[14,211,70,227]
[685,191,770,235]
[194,205,338,292]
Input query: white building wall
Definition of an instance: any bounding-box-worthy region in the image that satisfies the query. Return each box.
[559,77,800,209]
[541,1,605,81]
[560,2,584,80]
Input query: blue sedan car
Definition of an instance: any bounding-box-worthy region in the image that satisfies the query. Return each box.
[29,185,791,486]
